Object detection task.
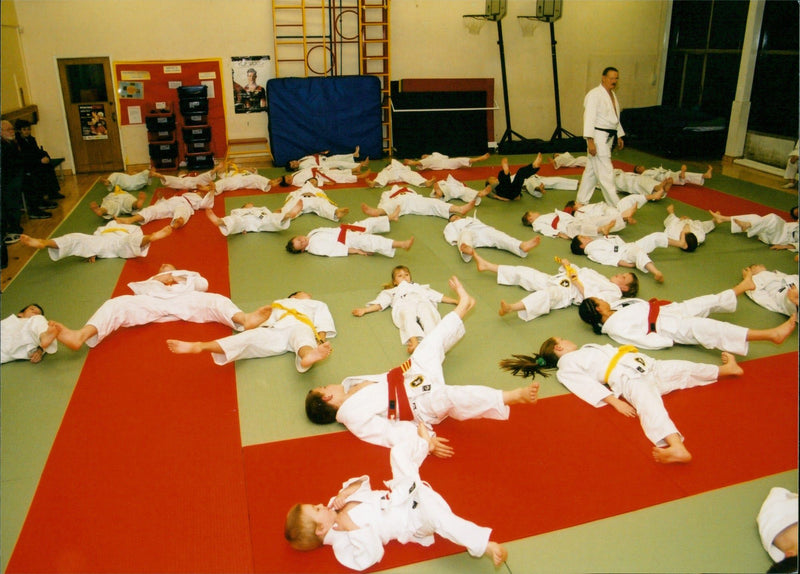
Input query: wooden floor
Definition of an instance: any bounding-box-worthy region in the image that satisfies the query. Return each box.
[2,155,795,292]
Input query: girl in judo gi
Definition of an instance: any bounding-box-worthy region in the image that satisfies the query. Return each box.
[352,265,457,353]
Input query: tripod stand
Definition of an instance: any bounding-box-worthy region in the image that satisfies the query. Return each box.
[495,17,532,150]
[544,18,577,141]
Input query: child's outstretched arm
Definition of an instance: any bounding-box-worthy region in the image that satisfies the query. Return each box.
[603,395,636,417]
[332,478,366,510]
[352,303,381,317]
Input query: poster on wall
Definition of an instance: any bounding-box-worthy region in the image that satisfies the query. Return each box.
[231,56,273,114]
[79,104,108,139]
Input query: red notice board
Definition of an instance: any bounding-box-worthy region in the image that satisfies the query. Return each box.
[114,59,228,160]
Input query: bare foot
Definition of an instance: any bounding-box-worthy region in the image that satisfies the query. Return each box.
[422,177,436,187]
[703,165,713,179]
[449,275,476,314]
[708,210,725,224]
[406,337,419,354]
[550,154,560,169]
[300,342,332,369]
[171,217,186,229]
[335,207,350,220]
[166,339,201,354]
[356,169,372,180]
[360,203,384,217]
[520,236,541,253]
[459,243,475,256]
[485,541,508,567]
[51,321,87,350]
[719,352,744,377]
[532,152,542,168]
[477,184,492,198]
[365,177,378,188]
[387,205,401,222]
[599,221,614,236]
[501,157,510,174]
[666,203,675,215]
[738,268,757,292]
[652,443,692,464]
[431,183,444,198]
[680,164,687,180]
[503,383,539,405]
[733,218,751,232]
[472,250,493,272]
[499,300,513,316]
[455,198,477,215]
[769,313,797,344]
[398,236,415,251]
[652,270,665,283]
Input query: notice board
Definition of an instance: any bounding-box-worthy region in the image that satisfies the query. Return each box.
[114,59,227,158]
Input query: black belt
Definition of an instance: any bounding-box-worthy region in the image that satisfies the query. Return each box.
[594,127,618,149]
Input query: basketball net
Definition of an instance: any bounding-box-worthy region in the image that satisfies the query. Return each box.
[518,16,539,38]
[463,15,487,35]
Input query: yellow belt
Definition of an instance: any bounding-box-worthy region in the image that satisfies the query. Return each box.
[101,227,130,234]
[603,345,638,384]
[271,303,323,343]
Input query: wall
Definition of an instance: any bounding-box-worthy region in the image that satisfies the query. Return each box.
[1,1,30,113]
[9,0,669,170]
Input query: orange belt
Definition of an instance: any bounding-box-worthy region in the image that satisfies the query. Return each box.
[389,186,412,198]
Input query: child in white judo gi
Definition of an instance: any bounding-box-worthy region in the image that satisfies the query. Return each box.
[742,264,799,316]
[286,147,368,171]
[102,168,151,192]
[663,203,716,252]
[205,200,303,236]
[634,164,712,186]
[286,216,414,258]
[352,265,458,353]
[710,207,799,252]
[468,250,637,321]
[20,220,173,262]
[150,165,222,190]
[613,168,671,201]
[305,277,538,457]
[89,187,147,219]
[550,151,587,170]
[499,336,745,463]
[757,487,798,572]
[284,423,508,570]
[444,213,540,263]
[366,159,436,188]
[402,151,489,170]
[570,232,681,282]
[115,189,214,229]
[360,185,476,221]
[577,271,798,355]
[49,264,272,350]
[1,304,58,364]
[199,171,280,194]
[166,290,335,372]
[279,181,350,222]
[431,175,492,206]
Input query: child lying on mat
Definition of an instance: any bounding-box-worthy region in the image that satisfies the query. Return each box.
[352,265,458,353]
[284,423,508,571]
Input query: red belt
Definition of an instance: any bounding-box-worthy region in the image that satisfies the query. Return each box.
[311,167,336,184]
[387,359,413,420]
[337,224,366,244]
[551,215,560,229]
[389,186,412,198]
[647,298,671,333]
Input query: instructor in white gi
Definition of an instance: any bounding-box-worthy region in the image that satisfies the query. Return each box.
[577,67,624,207]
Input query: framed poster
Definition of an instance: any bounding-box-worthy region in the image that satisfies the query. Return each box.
[232,56,273,114]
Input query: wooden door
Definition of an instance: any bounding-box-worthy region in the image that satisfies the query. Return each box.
[57,57,123,173]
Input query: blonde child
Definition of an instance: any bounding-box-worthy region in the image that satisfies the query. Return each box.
[284,423,508,571]
[352,265,457,353]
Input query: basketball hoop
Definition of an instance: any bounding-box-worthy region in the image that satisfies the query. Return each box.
[463,15,488,35]
[518,16,540,38]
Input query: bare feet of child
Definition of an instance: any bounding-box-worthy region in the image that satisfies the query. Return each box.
[521,236,541,253]
[652,442,692,464]
[719,352,744,377]
[89,201,105,217]
[485,541,508,567]
[503,383,539,405]
[300,341,333,370]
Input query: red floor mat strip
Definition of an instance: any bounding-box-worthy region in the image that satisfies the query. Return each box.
[7,200,253,573]
[243,352,797,573]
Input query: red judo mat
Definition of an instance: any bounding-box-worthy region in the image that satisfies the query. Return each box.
[243,352,797,573]
[7,199,256,573]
